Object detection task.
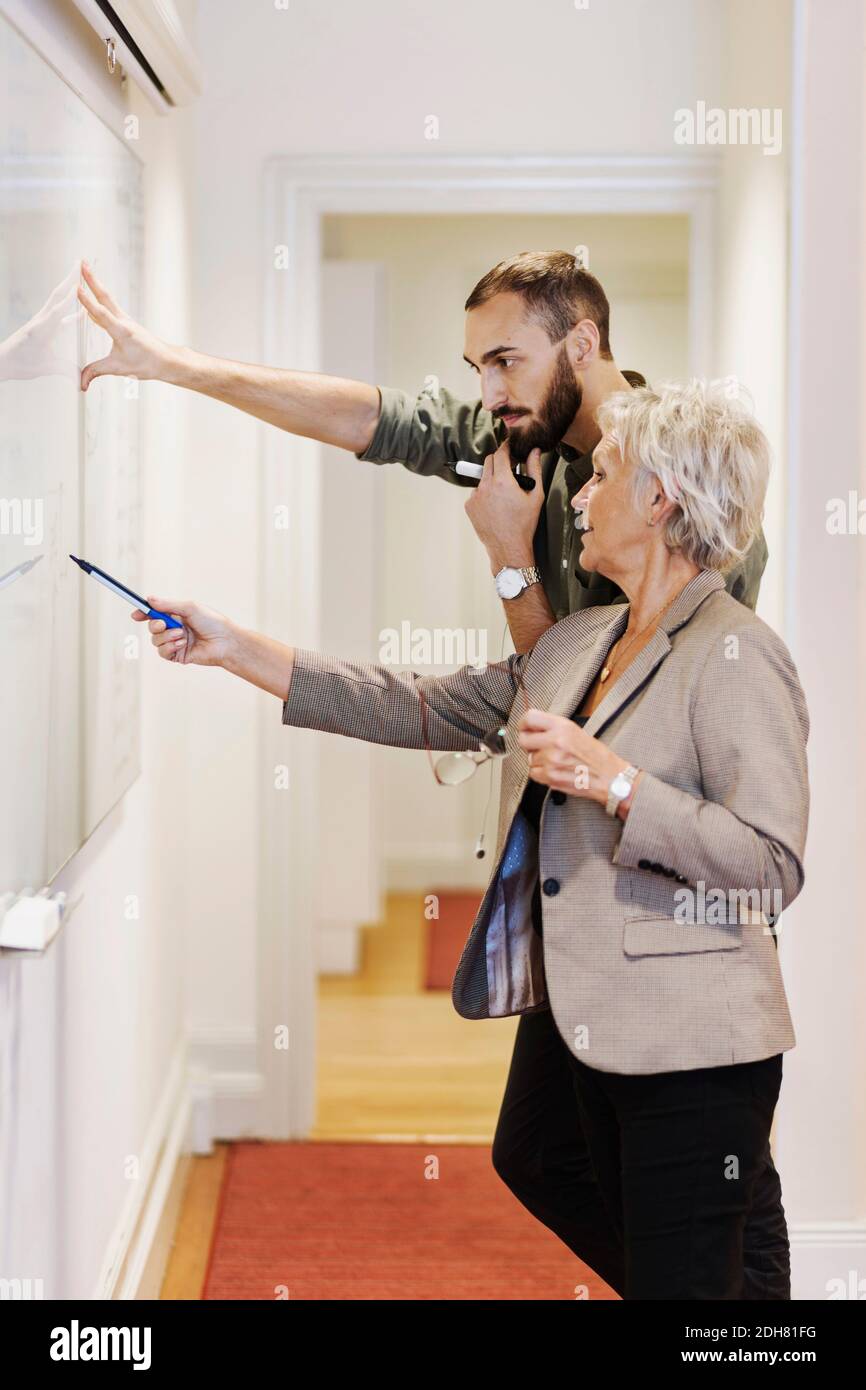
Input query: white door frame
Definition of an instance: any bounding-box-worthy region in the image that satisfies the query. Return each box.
[257,154,720,1138]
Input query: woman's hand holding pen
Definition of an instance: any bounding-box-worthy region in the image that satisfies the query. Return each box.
[133,599,297,701]
[132,598,237,667]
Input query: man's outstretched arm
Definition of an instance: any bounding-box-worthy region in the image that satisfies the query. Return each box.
[77,262,508,476]
[77,261,381,452]
[77,262,556,651]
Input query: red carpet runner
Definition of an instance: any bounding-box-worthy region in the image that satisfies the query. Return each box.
[202,1141,617,1300]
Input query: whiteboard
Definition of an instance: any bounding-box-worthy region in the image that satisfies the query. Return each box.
[0,12,143,895]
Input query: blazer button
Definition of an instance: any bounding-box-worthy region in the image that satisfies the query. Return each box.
[650,862,664,874]
[638,858,652,870]
[550,791,566,805]
[662,867,676,878]
[675,873,688,883]
[542,878,560,896]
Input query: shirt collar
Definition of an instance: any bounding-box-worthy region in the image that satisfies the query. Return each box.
[557,440,581,463]
[560,441,595,490]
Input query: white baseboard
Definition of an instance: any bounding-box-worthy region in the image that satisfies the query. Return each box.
[791,1224,866,1299]
[94,1027,266,1299]
[94,1039,191,1300]
[186,1025,264,1150]
[134,1152,193,1300]
[315,921,361,974]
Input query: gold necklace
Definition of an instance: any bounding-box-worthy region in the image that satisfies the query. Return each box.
[598,587,682,684]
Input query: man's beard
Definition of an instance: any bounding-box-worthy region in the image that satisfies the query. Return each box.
[499,345,582,464]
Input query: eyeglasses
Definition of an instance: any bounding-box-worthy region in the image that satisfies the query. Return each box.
[418,661,530,786]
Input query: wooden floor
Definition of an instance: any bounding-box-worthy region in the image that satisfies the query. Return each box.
[160,893,520,1297]
[159,1144,228,1300]
[313,892,519,1141]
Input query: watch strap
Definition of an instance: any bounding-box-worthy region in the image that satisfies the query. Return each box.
[495,565,542,600]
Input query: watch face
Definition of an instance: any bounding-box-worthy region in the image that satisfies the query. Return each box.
[496,567,524,599]
[610,773,631,799]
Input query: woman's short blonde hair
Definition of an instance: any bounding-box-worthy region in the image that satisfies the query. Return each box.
[595,379,770,574]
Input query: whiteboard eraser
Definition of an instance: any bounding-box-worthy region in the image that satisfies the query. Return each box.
[0,893,67,951]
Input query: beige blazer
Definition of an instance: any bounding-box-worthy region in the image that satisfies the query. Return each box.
[282,568,810,1075]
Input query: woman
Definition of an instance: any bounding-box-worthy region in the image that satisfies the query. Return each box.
[137,380,809,1299]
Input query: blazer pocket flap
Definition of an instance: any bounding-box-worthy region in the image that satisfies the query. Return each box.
[623,916,743,956]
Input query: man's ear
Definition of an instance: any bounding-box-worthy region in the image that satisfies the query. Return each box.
[566,317,600,372]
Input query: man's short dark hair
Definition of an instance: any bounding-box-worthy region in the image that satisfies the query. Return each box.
[464,250,613,357]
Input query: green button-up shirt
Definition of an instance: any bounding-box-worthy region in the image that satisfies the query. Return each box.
[356,379,768,616]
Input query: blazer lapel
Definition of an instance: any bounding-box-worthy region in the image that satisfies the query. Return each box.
[581,627,671,738]
[546,606,629,720]
[565,567,728,738]
[503,568,727,824]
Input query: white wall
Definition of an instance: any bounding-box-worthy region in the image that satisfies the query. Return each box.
[713,0,792,633]
[0,0,197,1298]
[774,0,866,1298]
[316,260,386,970]
[8,0,859,1301]
[189,0,723,358]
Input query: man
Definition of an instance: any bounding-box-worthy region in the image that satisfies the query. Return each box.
[77,251,785,1298]
[77,252,767,655]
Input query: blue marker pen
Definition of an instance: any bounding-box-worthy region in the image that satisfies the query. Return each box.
[69,555,183,629]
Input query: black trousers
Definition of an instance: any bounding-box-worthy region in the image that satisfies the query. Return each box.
[491,1006,790,1300]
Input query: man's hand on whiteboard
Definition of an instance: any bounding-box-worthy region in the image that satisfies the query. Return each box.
[77,261,171,390]
[133,598,239,668]
[75,261,380,449]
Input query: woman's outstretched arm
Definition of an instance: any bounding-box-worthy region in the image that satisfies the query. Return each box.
[134,595,527,751]
[132,595,296,697]
[280,645,525,751]
[225,627,297,700]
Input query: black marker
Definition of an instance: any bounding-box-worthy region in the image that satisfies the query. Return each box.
[451,460,536,491]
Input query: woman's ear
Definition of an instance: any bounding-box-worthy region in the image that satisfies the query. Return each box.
[648,474,682,527]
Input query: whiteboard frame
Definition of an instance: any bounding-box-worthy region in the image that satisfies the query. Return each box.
[0,0,145,898]
[0,0,144,151]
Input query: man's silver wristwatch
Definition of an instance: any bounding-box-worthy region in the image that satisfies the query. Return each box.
[606,765,640,817]
[494,565,542,600]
